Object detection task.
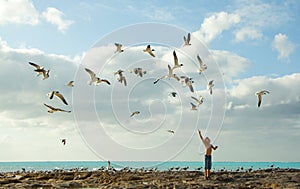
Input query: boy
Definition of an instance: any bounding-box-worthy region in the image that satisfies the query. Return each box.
[197,129,218,179]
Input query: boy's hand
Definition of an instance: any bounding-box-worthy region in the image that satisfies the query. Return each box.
[197,129,201,135]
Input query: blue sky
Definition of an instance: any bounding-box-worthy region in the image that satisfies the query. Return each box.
[0,0,299,162]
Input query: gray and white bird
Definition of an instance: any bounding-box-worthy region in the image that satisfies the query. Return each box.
[180,76,194,93]
[129,68,147,77]
[143,45,155,57]
[197,55,207,74]
[66,81,74,87]
[183,33,191,46]
[115,43,124,53]
[190,102,197,111]
[172,50,183,70]
[256,90,270,107]
[114,69,127,86]
[29,62,50,80]
[47,91,68,105]
[85,68,111,86]
[207,80,214,95]
[130,111,140,117]
[44,103,71,113]
[153,65,180,84]
[191,95,203,106]
[167,129,175,134]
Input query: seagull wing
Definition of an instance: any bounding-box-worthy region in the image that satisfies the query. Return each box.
[257,94,262,107]
[173,50,179,66]
[57,108,71,113]
[54,92,68,105]
[187,33,191,43]
[191,96,198,102]
[29,62,41,69]
[67,81,74,87]
[85,68,96,80]
[101,79,111,85]
[44,103,55,110]
[188,83,194,93]
[197,55,204,67]
[148,50,155,57]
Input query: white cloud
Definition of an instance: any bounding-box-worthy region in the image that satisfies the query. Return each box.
[0,0,39,25]
[193,11,240,45]
[272,33,295,62]
[234,27,263,42]
[42,7,74,32]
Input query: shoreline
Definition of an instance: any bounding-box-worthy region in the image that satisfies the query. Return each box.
[0,168,299,188]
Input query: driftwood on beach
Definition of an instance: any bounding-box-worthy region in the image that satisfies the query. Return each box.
[0,168,299,188]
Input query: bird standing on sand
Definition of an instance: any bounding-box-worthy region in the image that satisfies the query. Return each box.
[130,111,140,117]
[256,90,270,107]
[85,68,111,86]
[183,33,191,46]
[197,55,207,74]
[114,69,127,86]
[207,80,214,95]
[154,65,180,84]
[143,45,155,57]
[44,103,71,113]
[47,91,68,105]
[115,43,124,53]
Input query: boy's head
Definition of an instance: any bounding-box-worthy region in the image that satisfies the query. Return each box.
[205,137,210,143]
[204,137,211,149]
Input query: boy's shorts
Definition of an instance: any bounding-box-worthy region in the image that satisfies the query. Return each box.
[205,155,212,170]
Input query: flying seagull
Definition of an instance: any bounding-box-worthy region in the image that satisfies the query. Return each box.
[256,90,270,107]
[66,81,74,87]
[207,80,214,95]
[44,103,71,113]
[115,43,124,53]
[114,69,127,86]
[172,50,183,70]
[169,92,177,97]
[129,68,147,77]
[143,45,155,57]
[183,33,191,46]
[61,139,66,145]
[85,68,111,86]
[29,62,50,80]
[47,91,68,105]
[130,111,140,117]
[197,55,207,74]
[154,65,180,84]
[190,102,197,111]
[167,129,175,134]
[180,76,194,93]
[191,96,203,106]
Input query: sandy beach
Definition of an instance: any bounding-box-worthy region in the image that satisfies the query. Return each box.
[0,168,299,188]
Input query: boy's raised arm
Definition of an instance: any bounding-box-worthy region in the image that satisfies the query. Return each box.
[197,129,204,142]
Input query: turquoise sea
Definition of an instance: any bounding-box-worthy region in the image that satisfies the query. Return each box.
[0,161,299,172]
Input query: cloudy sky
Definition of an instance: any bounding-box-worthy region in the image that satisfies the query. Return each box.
[0,0,299,162]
